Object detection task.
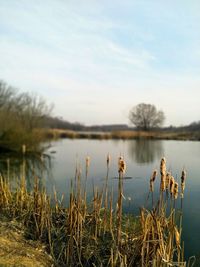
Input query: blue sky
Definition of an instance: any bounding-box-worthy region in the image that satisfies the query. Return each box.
[0,0,200,126]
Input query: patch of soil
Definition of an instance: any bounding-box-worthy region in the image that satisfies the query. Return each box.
[0,217,54,267]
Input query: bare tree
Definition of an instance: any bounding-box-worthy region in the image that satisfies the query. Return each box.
[129,103,165,130]
[0,80,17,109]
[0,81,53,150]
[13,92,53,131]
[0,81,18,137]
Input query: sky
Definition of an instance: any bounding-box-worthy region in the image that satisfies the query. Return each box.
[0,0,200,126]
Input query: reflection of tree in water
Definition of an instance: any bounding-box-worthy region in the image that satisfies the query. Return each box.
[128,139,164,164]
[0,152,52,191]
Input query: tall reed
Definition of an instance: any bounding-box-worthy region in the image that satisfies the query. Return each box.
[0,155,189,267]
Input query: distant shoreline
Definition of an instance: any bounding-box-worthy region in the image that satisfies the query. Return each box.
[44,129,200,141]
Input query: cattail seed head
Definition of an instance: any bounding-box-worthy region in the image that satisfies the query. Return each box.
[174,182,179,199]
[160,157,166,175]
[181,170,186,198]
[166,172,171,189]
[170,176,175,195]
[118,156,126,174]
[160,158,166,191]
[160,174,166,191]
[181,170,186,184]
[151,170,157,183]
[150,170,157,192]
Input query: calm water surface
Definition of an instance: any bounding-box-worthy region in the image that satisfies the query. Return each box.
[44,139,200,261]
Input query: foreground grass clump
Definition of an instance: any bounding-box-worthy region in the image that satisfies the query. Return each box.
[0,157,188,266]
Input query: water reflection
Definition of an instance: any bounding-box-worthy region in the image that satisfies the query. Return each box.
[128,139,164,164]
[2,139,200,262]
[0,152,52,191]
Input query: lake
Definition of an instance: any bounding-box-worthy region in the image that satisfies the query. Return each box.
[43,138,200,263]
[1,138,199,263]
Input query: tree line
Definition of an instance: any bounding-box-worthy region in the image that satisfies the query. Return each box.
[1,80,199,152]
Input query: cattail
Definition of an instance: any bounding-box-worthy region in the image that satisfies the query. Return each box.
[160,157,166,175]
[181,170,186,184]
[151,170,157,183]
[166,172,171,189]
[160,175,165,191]
[174,182,179,199]
[118,156,126,174]
[150,170,157,192]
[160,158,166,191]
[107,154,111,166]
[85,156,90,189]
[181,170,186,198]
[170,176,175,195]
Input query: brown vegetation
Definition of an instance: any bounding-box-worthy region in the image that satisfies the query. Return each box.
[0,155,191,266]
[0,81,52,152]
[43,128,200,141]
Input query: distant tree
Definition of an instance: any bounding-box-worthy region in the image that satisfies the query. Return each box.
[129,103,165,131]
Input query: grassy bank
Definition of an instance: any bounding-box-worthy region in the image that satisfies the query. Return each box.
[0,156,191,266]
[43,128,200,141]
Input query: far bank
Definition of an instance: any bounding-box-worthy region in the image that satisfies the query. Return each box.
[43,128,200,141]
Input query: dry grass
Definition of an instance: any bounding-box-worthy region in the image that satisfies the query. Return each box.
[0,216,53,267]
[0,154,192,266]
[41,128,200,141]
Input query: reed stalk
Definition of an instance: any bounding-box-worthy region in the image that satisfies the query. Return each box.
[0,156,188,266]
